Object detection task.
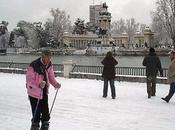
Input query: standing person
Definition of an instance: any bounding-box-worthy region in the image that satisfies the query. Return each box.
[101,51,118,99]
[26,50,61,130]
[142,47,163,98]
[161,50,175,103]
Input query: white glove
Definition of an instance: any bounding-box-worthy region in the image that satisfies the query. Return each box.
[55,83,61,89]
[40,81,46,88]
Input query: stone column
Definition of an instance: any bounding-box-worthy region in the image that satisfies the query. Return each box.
[63,60,73,78]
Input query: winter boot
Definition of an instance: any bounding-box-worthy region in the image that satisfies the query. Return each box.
[30,122,40,130]
[161,97,169,103]
[40,121,49,130]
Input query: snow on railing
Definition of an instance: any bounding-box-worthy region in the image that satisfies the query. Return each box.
[0,62,63,76]
[0,62,168,83]
[71,65,168,77]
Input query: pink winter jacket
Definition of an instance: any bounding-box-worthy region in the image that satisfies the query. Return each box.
[26,62,59,99]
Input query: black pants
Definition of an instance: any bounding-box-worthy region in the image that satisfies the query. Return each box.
[103,79,116,98]
[29,95,50,123]
[146,76,156,96]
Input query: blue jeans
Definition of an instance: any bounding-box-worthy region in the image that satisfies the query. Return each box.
[103,79,116,98]
[164,82,175,102]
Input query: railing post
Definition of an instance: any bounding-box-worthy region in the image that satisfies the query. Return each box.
[63,60,73,78]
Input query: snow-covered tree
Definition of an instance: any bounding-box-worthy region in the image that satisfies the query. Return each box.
[33,22,49,47]
[0,21,8,35]
[44,8,72,47]
[16,20,40,49]
[0,21,9,48]
[16,21,49,49]
[152,0,175,46]
[72,18,86,34]
[151,14,169,47]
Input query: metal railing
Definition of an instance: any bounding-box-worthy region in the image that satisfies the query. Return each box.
[0,62,168,78]
[71,65,168,77]
[72,65,103,74]
[0,62,64,76]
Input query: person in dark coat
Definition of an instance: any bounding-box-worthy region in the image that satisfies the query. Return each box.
[142,47,163,98]
[101,51,118,99]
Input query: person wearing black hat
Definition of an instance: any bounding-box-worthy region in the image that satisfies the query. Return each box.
[161,50,175,103]
[142,47,163,98]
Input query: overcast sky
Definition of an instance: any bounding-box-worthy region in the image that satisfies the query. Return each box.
[0,0,157,31]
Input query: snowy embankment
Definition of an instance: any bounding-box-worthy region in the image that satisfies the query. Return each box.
[0,73,175,130]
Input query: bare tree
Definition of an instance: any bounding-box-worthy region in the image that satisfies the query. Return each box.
[44,8,72,47]
[111,18,126,34]
[153,0,175,46]
[125,18,139,44]
[151,14,169,47]
[140,24,147,33]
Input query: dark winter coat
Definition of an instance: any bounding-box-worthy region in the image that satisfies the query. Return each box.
[142,52,163,77]
[101,57,118,80]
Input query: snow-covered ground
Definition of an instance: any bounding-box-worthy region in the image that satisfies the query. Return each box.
[0,73,175,130]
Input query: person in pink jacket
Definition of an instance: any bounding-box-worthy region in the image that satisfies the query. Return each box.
[26,50,61,130]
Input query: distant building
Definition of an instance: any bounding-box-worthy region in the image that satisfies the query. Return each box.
[89,4,102,27]
[133,27,154,48]
[63,3,154,51]
[63,33,128,50]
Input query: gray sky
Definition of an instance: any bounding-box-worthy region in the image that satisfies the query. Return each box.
[0,0,157,31]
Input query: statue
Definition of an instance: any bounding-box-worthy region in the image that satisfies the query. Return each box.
[102,2,108,10]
